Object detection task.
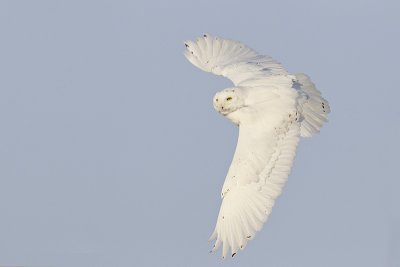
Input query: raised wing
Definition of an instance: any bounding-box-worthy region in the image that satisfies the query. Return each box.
[210,109,301,258]
[184,34,288,86]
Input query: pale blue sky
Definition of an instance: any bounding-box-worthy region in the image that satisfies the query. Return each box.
[1,0,399,266]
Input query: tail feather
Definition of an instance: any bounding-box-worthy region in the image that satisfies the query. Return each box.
[295,73,330,137]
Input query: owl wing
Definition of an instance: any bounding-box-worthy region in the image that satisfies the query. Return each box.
[184,34,288,86]
[210,104,301,258]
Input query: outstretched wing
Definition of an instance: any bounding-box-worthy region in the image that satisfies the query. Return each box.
[210,104,301,258]
[184,34,288,86]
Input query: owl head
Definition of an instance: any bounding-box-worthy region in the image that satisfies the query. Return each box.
[213,88,245,116]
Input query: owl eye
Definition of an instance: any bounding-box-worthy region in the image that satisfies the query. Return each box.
[226,97,232,101]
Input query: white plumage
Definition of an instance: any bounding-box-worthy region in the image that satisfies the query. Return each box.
[184,34,330,258]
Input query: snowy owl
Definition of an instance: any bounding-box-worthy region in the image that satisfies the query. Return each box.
[183,34,330,258]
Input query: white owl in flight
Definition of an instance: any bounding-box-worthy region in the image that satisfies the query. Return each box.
[183,34,330,258]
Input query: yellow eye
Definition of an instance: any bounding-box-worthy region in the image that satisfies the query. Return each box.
[226,97,232,101]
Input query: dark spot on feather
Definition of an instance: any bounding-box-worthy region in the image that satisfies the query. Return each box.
[261,67,271,71]
[292,80,302,90]
[222,216,225,219]
[204,34,207,37]
[246,236,251,239]
[240,245,243,249]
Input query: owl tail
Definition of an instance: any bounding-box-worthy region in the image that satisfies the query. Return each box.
[295,73,331,138]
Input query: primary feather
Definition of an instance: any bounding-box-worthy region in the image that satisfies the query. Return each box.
[184,34,330,258]
[184,34,287,85]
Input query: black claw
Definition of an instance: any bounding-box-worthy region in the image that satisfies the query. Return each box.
[204,34,207,37]
[185,43,189,47]
[232,253,236,257]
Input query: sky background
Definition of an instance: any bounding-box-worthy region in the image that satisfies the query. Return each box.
[1,0,399,266]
